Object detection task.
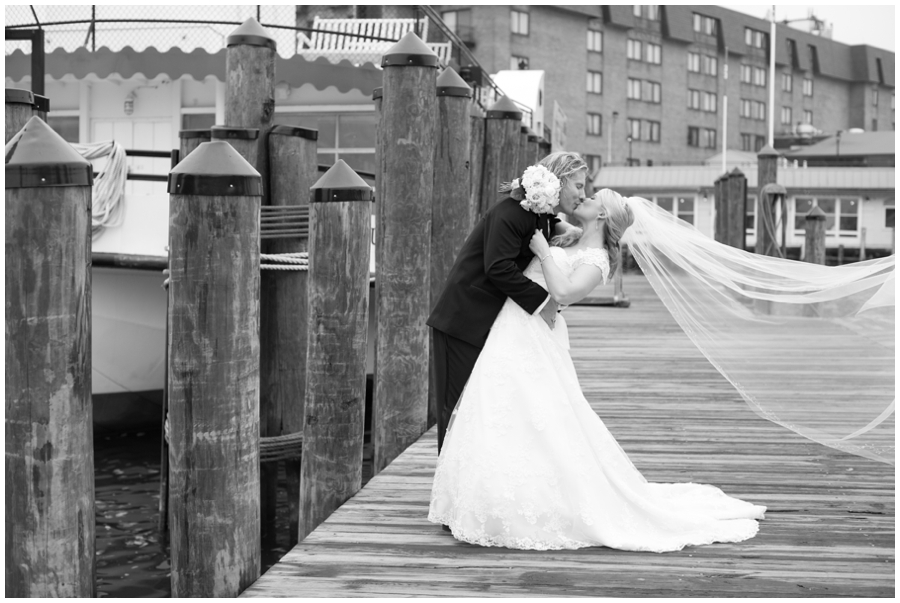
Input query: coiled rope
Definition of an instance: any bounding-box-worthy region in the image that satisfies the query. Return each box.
[260,252,308,271]
[70,141,128,238]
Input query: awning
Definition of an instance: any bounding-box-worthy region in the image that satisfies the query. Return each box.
[5,46,383,95]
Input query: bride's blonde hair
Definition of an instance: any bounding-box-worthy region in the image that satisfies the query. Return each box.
[551,189,634,277]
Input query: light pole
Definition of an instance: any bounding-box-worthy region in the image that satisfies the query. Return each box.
[607,111,618,166]
[626,135,633,166]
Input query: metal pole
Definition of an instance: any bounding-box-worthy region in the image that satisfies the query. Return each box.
[767,6,776,147]
[722,46,728,174]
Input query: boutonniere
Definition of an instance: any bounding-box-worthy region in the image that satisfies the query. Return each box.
[500,165,561,215]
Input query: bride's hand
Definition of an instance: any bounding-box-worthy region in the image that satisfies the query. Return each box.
[529,230,551,258]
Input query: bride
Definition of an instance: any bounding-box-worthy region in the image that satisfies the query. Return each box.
[428,187,767,552]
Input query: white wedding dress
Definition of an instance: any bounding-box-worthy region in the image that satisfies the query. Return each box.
[428,246,766,552]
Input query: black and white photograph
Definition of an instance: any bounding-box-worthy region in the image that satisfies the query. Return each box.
[5,3,894,598]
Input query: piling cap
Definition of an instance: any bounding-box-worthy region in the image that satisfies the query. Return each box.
[226,18,276,50]
[210,125,260,140]
[524,127,539,142]
[757,145,781,158]
[5,87,34,106]
[805,205,827,220]
[32,94,49,113]
[310,159,373,203]
[269,124,317,141]
[436,67,472,98]
[168,140,261,196]
[179,129,211,139]
[729,167,744,177]
[5,116,92,188]
[486,95,523,120]
[381,31,439,68]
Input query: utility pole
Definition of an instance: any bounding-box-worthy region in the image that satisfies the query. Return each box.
[767,6,776,148]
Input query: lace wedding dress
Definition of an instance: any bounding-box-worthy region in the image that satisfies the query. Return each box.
[428,245,766,551]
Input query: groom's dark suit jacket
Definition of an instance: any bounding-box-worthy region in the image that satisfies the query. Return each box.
[427,197,559,348]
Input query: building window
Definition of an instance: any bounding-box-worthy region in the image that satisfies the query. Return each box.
[693,13,717,36]
[642,120,661,142]
[634,5,643,17]
[585,154,603,175]
[687,52,701,73]
[646,5,660,20]
[655,196,695,225]
[746,195,757,233]
[587,113,602,136]
[627,78,640,100]
[873,89,879,107]
[441,10,458,33]
[511,55,529,70]
[628,118,642,140]
[702,55,718,76]
[741,133,753,151]
[645,43,661,64]
[741,99,765,120]
[587,71,603,94]
[755,101,766,120]
[627,39,643,61]
[702,91,717,113]
[740,64,752,83]
[745,28,766,48]
[802,77,813,96]
[740,99,750,118]
[688,89,701,110]
[587,30,603,53]
[794,198,860,235]
[753,66,767,87]
[275,111,377,174]
[628,79,660,103]
[700,128,717,149]
[687,126,699,147]
[782,72,793,92]
[872,118,878,131]
[885,201,894,229]
[754,135,766,152]
[803,110,813,125]
[780,106,792,125]
[511,9,529,35]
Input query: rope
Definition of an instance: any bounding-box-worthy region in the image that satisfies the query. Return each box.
[71,141,128,238]
[260,205,309,240]
[259,431,304,463]
[260,252,308,271]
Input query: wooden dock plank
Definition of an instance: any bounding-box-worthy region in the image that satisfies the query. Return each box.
[242,274,894,598]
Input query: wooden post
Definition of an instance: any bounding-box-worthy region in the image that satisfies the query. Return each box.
[537,137,552,161]
[263,124,318,547]
[5,116,95,597]
[517,125,531,176]
[468,103,485,229]
[211,126,259,169]
[167,141,261,597]
[713,172,728,244]
[859,227,867,261]
[179,129,211,161]
[373,33,438,473]
[755,146,781,257]
[5,88,34,142]
[430,67,473,430]
[803,206,827,265]
[727,169,748,250]
[299,160,373,541]
[480,95,522,216]
[526,128,540,167]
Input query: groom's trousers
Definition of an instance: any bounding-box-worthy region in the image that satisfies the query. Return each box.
[432,329,482,453]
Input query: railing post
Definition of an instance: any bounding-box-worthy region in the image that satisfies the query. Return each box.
[299,160,373,541]
[373,32,438,473]
[5,116,95,597]
[430,67,472,430]
[5,88,34,143]
[166,141,261,597]
[480,95,522,216]
[468,103,485,229]
[264,124,319,547]
[803,206,827,265]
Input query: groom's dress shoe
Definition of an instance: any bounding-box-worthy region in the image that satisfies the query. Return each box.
[442,524,451,532]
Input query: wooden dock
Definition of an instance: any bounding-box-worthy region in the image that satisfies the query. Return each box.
[242,274,895,598]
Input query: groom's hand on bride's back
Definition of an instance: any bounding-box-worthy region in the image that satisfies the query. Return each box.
[540,298,559,329]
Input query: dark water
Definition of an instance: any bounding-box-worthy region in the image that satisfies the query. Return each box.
[95,430,298,597]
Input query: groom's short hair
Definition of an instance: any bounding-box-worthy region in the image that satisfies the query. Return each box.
[538,152,588,186]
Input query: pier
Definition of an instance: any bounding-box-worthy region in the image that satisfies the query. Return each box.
[242,274,894,598]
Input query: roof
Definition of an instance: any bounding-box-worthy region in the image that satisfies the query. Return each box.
[594,166,895,195]
[786,132,896,158]
[4,46,383,95]
[703,149,759,169]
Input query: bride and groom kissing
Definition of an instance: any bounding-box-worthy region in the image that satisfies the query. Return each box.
[425,152,766,552]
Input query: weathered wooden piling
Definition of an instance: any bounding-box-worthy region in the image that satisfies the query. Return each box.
[480,95,522,215]
[537,137,552,161]
[430,67,473,429]
[517,125,531,176]
[755,146,781,257]
[211,126,260,169]
[166,141,261,597]
[5,116,95,597]
[179,129,211,160]
[263,124,318,547]
[526,128,540,167]
[5,88,34,142]
[468,103,485,228]
[714,168,747,250]
[299,160,373,541]
[804,206,827,265]
[373,32,438,473]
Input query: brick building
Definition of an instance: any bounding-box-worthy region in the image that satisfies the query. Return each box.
[435,4,895,172]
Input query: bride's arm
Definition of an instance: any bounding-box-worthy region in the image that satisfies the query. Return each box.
[529,231,607,306]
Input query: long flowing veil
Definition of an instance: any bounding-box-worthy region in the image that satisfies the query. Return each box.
[620,195,894,465]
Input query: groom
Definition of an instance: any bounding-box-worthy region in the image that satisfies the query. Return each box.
[428,152,588,452]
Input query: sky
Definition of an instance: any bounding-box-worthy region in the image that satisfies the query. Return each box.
[725,3,895,51]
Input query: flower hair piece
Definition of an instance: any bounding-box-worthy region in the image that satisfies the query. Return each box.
[517,165,561,214]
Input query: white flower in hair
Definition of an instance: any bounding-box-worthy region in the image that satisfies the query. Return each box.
[518,165,561,215]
